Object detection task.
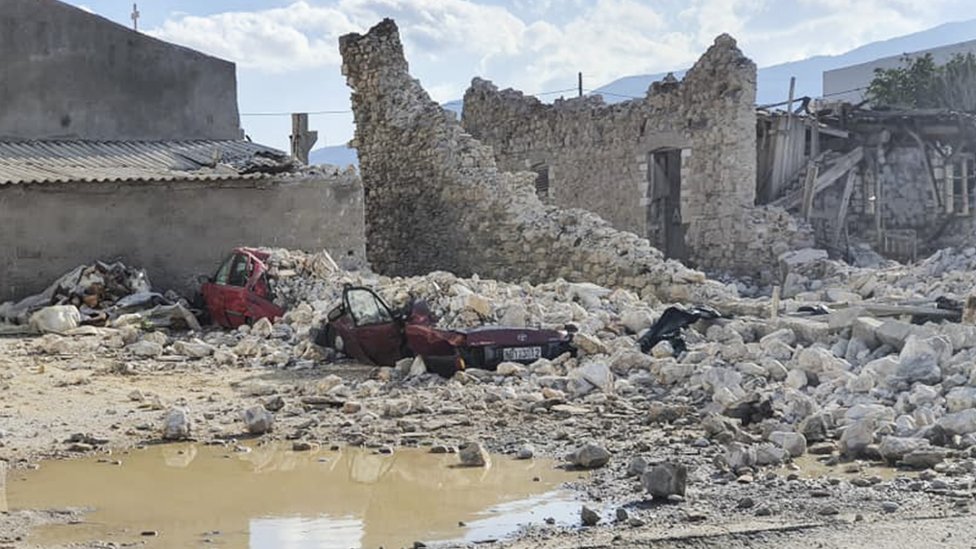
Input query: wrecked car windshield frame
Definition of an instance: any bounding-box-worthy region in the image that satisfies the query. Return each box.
[343,287,394,326]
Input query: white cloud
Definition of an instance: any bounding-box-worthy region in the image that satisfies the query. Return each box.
[149,2,357,71]
[148,0,975,96]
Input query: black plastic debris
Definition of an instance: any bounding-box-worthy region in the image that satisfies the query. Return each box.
[637,305,724,355]
[796,304,832,315]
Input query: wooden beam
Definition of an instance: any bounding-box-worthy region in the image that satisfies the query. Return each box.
[945,162,955,214]
[800,161,820,220]
[964,158,970,216]
[771,146,865,210]
[818,125,849,139]
[874,147,883,247]
[832,169,857,247]
[786,76,795,130]
[904,125,943,209]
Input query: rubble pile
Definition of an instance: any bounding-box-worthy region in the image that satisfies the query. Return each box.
[781,246,976,303]
[14,244,976,533]
[201,248,976,474]
[0,261,199,333]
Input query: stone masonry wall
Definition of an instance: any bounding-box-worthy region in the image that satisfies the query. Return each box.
[460,35,801,275]
[339,19,731,302]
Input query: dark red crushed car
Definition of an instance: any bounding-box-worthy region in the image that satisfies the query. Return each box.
[200,247,284,328]
[315,286,575,376]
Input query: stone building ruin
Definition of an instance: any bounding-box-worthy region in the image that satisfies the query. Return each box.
[462,36,811,277]
[757,104,976,265]
[338,19,732,302]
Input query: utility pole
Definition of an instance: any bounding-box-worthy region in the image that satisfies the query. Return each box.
[578,72,583,97]
[290,113,318,165]
[131,3,140,31]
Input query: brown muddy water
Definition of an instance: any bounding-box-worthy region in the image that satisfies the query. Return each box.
[4,443,584,548]
[780,454,919,481]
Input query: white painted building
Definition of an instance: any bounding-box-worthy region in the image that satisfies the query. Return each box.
[823,38,976,103]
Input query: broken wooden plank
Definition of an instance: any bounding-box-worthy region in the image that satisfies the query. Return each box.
[859,304,959,319]
[817,125,849,139]
[832,169,857,247]
[772,146,864,210]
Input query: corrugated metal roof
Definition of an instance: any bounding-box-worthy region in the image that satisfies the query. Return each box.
[0,140,290,185]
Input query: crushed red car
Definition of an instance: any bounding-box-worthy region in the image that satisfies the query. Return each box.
[200,247,284,328]
[315,286,575,376]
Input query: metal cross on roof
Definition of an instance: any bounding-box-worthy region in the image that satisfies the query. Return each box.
[131,3,140,31]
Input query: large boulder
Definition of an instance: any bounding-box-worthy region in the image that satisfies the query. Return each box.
[459,441,489,467]
[641,463,687,499]
[894,335,950,385]
[128,340,164,358]
[900,447,948,469]
[937,409,976,436]
[568,443,611,469]
[796,347,850,379]
[162,407,192,440]
[172,339,215,358]
[571,361,614,393]
[839,419,875,457]
[243,405,274,435]
[878,436,930,463]
[769,431,807,457]
[946,386,976,413]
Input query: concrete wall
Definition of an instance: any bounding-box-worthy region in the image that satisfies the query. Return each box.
[0,0,241,141]
[823,39,976,104]
[0,174,365,301]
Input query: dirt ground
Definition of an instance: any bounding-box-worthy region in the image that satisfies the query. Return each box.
[2,331,975,549]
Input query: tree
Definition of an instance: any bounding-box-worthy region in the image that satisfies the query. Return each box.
[866,52,976,111]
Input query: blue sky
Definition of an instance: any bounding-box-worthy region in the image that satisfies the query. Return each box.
[66,0,974,150]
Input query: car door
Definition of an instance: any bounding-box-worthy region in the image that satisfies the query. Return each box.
[340,287,404,366]
[203,252,251,328]
[202,254,234,327]
[221,253,251,328]
[244,266,285,322]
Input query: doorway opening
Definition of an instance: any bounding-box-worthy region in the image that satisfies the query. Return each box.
[646,148,687,260]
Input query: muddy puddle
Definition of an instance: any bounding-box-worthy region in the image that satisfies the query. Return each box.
[4,443,583,548]
[780,454,919,481]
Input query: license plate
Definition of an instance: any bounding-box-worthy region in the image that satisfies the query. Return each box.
[503,346,542,361]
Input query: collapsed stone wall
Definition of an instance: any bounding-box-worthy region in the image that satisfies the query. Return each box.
[461,36,809,276]
[339,19,731,303]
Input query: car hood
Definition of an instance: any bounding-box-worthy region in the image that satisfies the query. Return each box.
[453,326,571,346]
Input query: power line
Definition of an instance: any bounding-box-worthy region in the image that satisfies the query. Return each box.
[239,86,590,117]
[240,84,874,118]
[822,86,868,98]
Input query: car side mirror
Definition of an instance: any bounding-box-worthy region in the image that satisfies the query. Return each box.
[197,274,213,285]
[327,305,345,322]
